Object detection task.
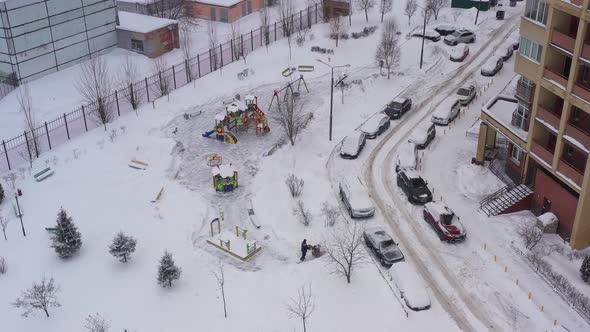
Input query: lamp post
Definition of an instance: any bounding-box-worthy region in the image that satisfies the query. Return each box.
[316,60,351,141]
[14,192,25,236]
[419,5,429,69]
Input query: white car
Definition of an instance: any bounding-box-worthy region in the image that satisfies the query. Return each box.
[340,130,367,159]
[456,85,476,106]
[395,142,417,172]
[408,122,436,150]
[339,176,375,218]
[412,27,441,42]
[388,262,431,311]
[360,113,391,139]
[431,97,461,126]
[443,29,476,46]
[481,57,503,77]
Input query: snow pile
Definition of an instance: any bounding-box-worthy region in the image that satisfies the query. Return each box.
[456,164,504,200]
[537,212,558,226]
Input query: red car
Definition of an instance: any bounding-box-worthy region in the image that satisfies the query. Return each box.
[423,202,466,242]
[450,45,469,62]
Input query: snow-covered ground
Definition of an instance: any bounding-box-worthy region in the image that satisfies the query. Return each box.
[1,2,589,332]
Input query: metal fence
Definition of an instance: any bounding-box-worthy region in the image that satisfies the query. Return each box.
[0,5,321,173]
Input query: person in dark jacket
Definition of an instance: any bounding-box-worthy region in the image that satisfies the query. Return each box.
[300,239,310,261]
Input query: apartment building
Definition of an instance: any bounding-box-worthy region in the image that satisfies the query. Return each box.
[475,0,590,249]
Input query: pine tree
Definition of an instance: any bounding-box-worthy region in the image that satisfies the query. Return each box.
[581,256,590,283]
[0,182,4,204]
[50,208,82,258]
[109,232,137,263]
[157,251,181,288]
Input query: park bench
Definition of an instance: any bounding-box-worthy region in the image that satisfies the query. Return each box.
[34,167,54,182]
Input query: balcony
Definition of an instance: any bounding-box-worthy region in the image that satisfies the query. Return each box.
[565,123,590,150]
[558,159,585,188]
[544,68,568,90]
[582,43,590,60]
[573,83,590,103]
[531,141,555,167]
[551,30,576,54]
[515,78,535,104]
[536,105,561,131]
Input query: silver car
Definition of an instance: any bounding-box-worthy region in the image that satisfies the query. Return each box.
[444,29,476,46]
[339,176,375,218]
[456,85,476,106]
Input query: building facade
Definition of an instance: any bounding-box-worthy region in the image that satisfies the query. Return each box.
[323,0,351,20]
[117,11,179,58]
[476,0,590,249]
[189,0,264,23]
[0,0,118,84]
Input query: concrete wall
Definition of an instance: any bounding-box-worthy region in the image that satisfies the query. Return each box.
[190,0,264,23]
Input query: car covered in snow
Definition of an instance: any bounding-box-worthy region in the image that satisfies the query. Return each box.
[431,97,461,126]
[434,25,456,36]
[397,170,433,205]
[339,176,375,218]
[340,130,367,159]
[456,84,476,106]
[384,97,412,119]
[481,57,503,77]
[449,44,469,62]
[423,201,466,242]
[395,142,418,172]
[364,227,404,266]
[408,122,436,150]
[360,113,391,139]
[444,29,476,46]
[388,262,431,311]
[494,45,514,61]
[412,27,441,42]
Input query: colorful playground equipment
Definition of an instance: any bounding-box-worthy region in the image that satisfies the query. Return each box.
[212,164,238,192]
[202,95,270,144]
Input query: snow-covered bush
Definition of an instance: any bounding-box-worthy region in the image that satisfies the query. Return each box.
[321,202,340,227]
[157,251,182,288]
[83,313,110,332]
[517,220,543,250]
[285,174,304,197]
[13,276,60,317]
[293,200,312,226]
[50,208,82,259]
[109,232,137,263]
[581,256,590,283]
[0,256,6,274]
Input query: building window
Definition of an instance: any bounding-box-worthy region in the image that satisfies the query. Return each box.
[513,103,530,130]
[510,143,523,165]
[519,37,543,62]
[565,145,574,157]
[572,106,581,123]
[524,0,548,25]
[131,39,144,53]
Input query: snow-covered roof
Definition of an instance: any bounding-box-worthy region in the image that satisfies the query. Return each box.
[191,0,245,6]
[212,164,236,177]
[117,11,178,34]
[227,103,240,113]
[245,95,255,101]
[482,95,527,141]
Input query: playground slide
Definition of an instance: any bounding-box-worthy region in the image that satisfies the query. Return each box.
[224,130,238,144]
[202,130,216,138]
[248,201,261,229]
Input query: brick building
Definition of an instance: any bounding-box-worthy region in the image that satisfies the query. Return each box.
[116,11,179,58]
[189,0,264,23]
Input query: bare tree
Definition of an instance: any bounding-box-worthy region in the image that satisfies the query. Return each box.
[260,5,271,49]
[452,8,461,22]
[212,261,228,318]
[321,201,340,227]
[404,0,417,25]
[379,0,392,22]
[83,313,110,332]
[421,6,432,25]
[270,89,308,146]
[517,220,543,250]
[285,174,304,197]
[355,0,375,22]
[375,19,401,80]
[329,16,346,47]
[325,222,367,283]
[278,0,295,59]
[146,0,197,26]
[76,57,114,129]
[152,57,171,98]
[293,200,313,226]
[0,256,5,274]
[17,84,40,164]
[120,55,141,112]
[286,284,315,332]
[426,0,445,20]
[230,22,244,63]
[180,26,195,80]
[13,276,60,317]
[0,214,9,241]
[208,21,220,71]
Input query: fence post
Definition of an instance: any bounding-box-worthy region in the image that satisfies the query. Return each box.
[251,29,254,51]
[220,44,223,67]
[24,131,32,162]
[44,122,51,150]
[115,90,121,116]
[185,59,190,82]
[240,34,244,57]
[274,22,277,41]
[2,140,10,170]
[145,77,150,102]
[260,26,263,46]
[300,10,303,30]
[308,6,311,29]
[315,4,318,23]
[82,105,88,132]
[209,49,213,71]
[172,64,177,90]
[197,54,201,78]
[64,113,70,140]
[158,71,163,96]
[231,39,235,62]
[32,129,39,157]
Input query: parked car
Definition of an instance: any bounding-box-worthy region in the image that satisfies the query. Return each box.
[423,201,466,242]
[450,45,469,62]
[412,27,441,42]
[494,45,514,61]
[431,97,461,126]
[408,122,436,150]
[397,170,433,205]
[395,142,417,172]
[434,25,456,36]
[388,262,431,311]
[340,130,367,159]
[364,227,404,266]
[361,113,390,139]
[480,57,503,76]
[456,85,476,106]
[444,29,476,46]
[339,176,375,218]
[384,97,412,119]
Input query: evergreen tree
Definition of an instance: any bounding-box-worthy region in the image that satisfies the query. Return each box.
[581,256,590,283]
[0,182,4,204]
[109,232,137,263]
[50,208,82,258]
[157,251,181,288]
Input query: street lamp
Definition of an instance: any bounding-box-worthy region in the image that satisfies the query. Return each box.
[14,191,25,236]
[316,60,351,141]
[418,5,429,69]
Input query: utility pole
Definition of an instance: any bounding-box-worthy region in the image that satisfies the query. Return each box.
[15,192,25,236]
[317,60,351,141]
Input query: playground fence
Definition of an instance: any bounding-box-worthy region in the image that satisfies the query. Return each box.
[0,4,322,174]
